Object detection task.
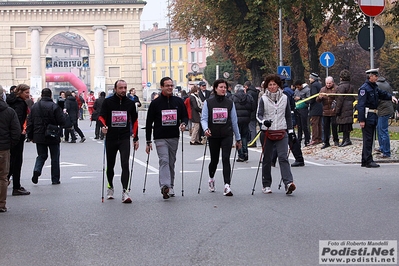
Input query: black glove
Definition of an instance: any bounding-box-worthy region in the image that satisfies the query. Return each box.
[288,132,297,144]
[263,120,272,128]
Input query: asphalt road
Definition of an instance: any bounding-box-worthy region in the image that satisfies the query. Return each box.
[2,116,398,266]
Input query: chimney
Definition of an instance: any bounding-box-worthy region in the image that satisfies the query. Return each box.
[152,23,159,31]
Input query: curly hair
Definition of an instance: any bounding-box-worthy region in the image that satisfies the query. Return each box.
[263,74,282,90]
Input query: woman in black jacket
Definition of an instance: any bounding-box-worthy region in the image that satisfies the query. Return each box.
[6,84,31,196]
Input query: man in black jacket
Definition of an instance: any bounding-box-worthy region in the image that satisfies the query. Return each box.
[0,87,21,212]
[244,81,260,147]
[145,77,188,199]
[232,84,255,162]
[99,80,139,203]
[27,88,65,185]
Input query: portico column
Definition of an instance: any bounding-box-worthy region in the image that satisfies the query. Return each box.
[92,26,106,93]
[29,26,43,98]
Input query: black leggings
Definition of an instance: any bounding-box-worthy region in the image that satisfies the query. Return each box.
[105,138,130,190]
[208,137,233,185]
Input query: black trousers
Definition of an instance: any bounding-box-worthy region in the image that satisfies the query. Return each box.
[8,134,25,189]
[105,138,131,190]
[208,137,233,185]
[323,116,338,144]
[361,123,375,165]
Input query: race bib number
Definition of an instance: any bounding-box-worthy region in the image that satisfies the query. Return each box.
[111,111,127,127]
[161,109,177,126]
[212,108,228,124]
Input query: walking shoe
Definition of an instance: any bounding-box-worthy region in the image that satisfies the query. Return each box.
[291,161,305,167]
[80,137,86,143]
[366,162,380,168]
[236,157,245,162]
[161,185,170,199]
[0,207,7,213]
[122,190,132,203]
[334,141,339,146]
[168,187,175,197]
[52,181,61,185]
[208,178,215,192]
[262,187,272,194]
[70,140,77,143]
[12,187,31,196]
[321,143,330,149]
[223,184,233,196]
[285,182,296,195]
[31,171,40,184]
[107,188,114,199]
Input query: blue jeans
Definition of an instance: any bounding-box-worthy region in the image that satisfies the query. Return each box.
[377,114,391,156]
[34,143,61,183]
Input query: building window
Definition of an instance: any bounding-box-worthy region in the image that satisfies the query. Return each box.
[162,70,166,78]
[152,49,156,62]
[64,49,67,53]
[178,47,183,61]
[55,48,58,53]
[14,32,27,48]
[198,51,203,64]
[191,52,196,63]
[108,30,120,46]
[108,67,120,77]
[190,37,195,48]
[152,71,156,84]
[198,38,203,48]
[162,49,165,61]
[15,68,27,79]
[179,69,183,83]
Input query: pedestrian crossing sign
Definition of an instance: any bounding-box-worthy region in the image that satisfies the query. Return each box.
[277,66,291,80]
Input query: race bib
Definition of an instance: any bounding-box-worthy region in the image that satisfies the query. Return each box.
[212,108,228,124]
[111,111,127,127]
[161,109,177,126]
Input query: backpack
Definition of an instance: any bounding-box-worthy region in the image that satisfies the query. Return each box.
[184,97,192,119]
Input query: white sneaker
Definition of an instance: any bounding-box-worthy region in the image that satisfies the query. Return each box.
[285,182,296,195]
[223,184,233,196]
[122,190,132,203]
[168,188,175,197]
[107,188,114,199]
[208,178,215,192]
[262,187,272,194]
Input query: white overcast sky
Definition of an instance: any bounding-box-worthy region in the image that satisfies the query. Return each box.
[140,0,168,30]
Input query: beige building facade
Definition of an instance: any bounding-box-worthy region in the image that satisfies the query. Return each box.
[0,0,145,98]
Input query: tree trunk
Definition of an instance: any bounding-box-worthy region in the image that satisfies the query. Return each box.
[249,59,264,87]
[303,14,320,75]
[286,18,304,82]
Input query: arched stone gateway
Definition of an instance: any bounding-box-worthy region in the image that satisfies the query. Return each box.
[0,0,145,98]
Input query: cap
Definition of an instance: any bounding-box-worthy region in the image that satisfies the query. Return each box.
[365,68,379,75]
[278,74,287,81]
[198,81,206,86]
[309,73,319,80]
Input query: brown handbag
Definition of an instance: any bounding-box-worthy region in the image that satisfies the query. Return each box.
[266,130,286,141]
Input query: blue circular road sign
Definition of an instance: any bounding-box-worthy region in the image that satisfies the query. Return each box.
[320,52,335,68]
[146,82,151,87]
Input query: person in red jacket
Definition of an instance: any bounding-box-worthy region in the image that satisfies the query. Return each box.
[86,91,96,116]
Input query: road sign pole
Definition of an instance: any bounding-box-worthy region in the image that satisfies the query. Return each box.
[326,67,328,77]
[369,16,374,69]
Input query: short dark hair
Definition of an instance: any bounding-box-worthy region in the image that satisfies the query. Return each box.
[160,77,173,87]
[244,81,251,87]
[100,91,106,97]
[212,79,228,94]
[114,79,126,89]
[41,88,52,98]
[294,80,303,86]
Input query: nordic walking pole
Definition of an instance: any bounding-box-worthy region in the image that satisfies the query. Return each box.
[143,152,150,193]
[128,147,136,192]
[101,139,106,203]
[252,132,268,195]
[181,130,184,196]
[198,138,208,194]
[230,148,238,183]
